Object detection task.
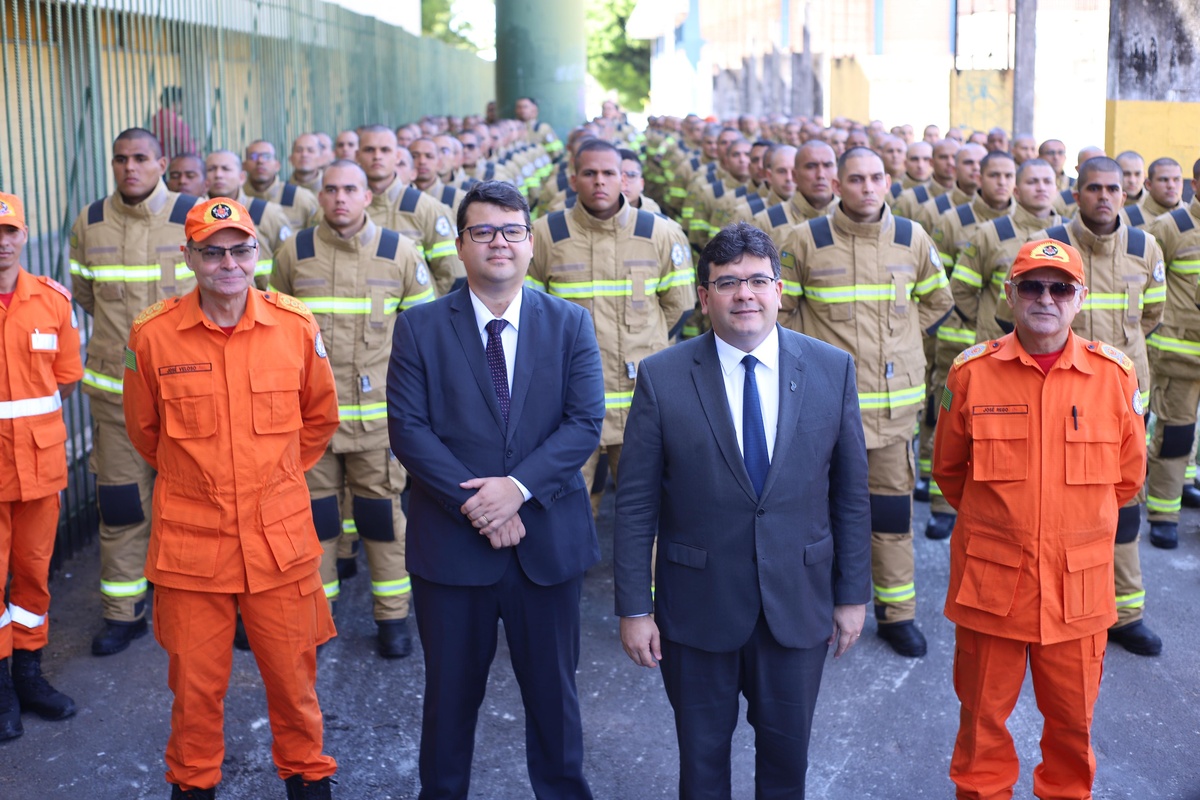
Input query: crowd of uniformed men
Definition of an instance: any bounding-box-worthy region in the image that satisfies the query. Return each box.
[2,92,1199,795]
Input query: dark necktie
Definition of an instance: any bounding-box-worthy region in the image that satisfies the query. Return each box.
[742,355,769,497]
[486,319,510,422]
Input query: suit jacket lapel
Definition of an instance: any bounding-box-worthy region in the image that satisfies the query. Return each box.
[692,334,758,501]
[760,327,807,500]
[505,288,539,442]
[449,286,507,432]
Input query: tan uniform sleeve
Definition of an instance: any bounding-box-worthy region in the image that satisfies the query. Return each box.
[655,223,697,326]
[1142,235,1166,336]
[950,227,990,325]
[269,238,297,296]
[778,226,805,331]
[910,227,954,335]
[68,212,94,316]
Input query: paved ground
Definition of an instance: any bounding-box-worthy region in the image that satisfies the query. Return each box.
[4,494,1200,799]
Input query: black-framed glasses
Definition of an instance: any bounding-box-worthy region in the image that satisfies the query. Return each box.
[702,276,777,295]
[464,224,531,244]
[189,243,258,264]
[1011,279,1081,301]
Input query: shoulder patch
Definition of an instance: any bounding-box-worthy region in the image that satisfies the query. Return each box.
[280,183,297,206]
[746,194,765,214]
[1095,342,1134,371]
[399,185,422,214]
[435,215,453,237]
[1153,259,1165,282]
[275,292,315,321]
[633,210,655,239]
[893,216,913,247]
[912,185,929,204]
[36,275,73,302]
[935,194,952,214]
[87,198,106,225]
[1125,226,1147,258]
[766,204,787,228]
[953,342,990,367]
[169,194,199,225]
[376,228,400,261]
[993,215,1016,241]
[546,210,570,243]
[1125,205,1145,228]
[670,242,686,267]
[1170,206,1194,233]
[809,215,834,249]
[295,227,317,261]
[955,203,974,227]
[132,298,176,330]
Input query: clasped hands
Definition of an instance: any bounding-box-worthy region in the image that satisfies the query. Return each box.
[460,476,526,549]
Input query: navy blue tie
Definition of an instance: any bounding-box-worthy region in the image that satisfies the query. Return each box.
[486,319,510,422]
[741,355,769,497]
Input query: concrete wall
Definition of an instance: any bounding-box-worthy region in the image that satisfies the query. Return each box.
[829,57,870,123]
[950,69,1013,134]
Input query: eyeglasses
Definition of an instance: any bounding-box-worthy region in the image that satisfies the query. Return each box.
[464,224,530,243]
[245,152,275,162]
[1011,279,1081,301]
[703,276,777,295]
[189,243,259,264]
[622,171,643,179]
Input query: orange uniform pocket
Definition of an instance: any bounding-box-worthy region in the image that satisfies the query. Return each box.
[155,496,222,577]
[1064,416,1121,485]
[260,484,319,571]
[970,412,1029,481]
[954,534,1024,616]
[1063,538,1113,622]
[161,372,217,439]
[250,368,303,435]
[31,418,68,486]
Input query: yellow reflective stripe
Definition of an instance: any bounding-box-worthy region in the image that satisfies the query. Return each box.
[781,279,803,297]
[372,577,412,597]
[524,276,546,291]
[546,277,676,299]
[874,582,916,603]
[428,241,457,260]
[913,271,950,296]
[100,578,148,597]
[1144,285,1166,304]
[254,259,273,277]
[669,188,688,199]
[1115,590,1145,608]
[1147,332,1200,356]
[323,580,340,598]
[83,368,124,394]
[296,297,403,314]
[1140,389,1150,406]
[918,458,932,473]
[858,383,926,411]
[937,326,976,345]
[342,519,358,534]
[938,251,954,268]
[1186,465,1197,480]
[400,288,436,309]
[951,263,983,289]
[1146,494,1181,514]
[72,264,192,282]
[929,480,944,498]
[806,283,896,303]
[658,268,695,290]
[69,259,89,277]
[1081,292,1143,310]
[1169,259,1200,275]
[605,391,634,409]
[415,243,427,260]
[338,402,388,421]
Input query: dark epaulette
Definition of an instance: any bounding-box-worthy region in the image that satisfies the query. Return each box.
[1126,225,1147,257]
[735,186,749,198]
[462,178,480,190]
[712,182,726,199]
[441,186,458,208]
[1171,206,1195,232]
[1059,188,1076,206]
[890,182,903,199]
[565,191,577,209]
[689,157,701,171]
[912,185,930,204]
[993,215,1016,241]
[766,204,787,228]
[934,194,953,215]
[295,227,317,260]
[633,210,655,239]
[557,170,569,191]
[955,203,975,227]
[169,194,199,225]
[483,163,495,181]
[87,198,105,225]
[893,216,913,247]
[399,185,422,214]
[1124,204,1145,228]
[547,210,570,243]
[377,229,400,261]
[809,215,834,249]
[248,197,267,225]
[280,183,297,207]
[745,194,766,215]
[1045,225,1070,245]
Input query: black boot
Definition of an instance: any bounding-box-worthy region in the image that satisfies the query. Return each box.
[913,477,931,502]
[337,540,360,581]
[1108,619,1164,656]
[376,618,413,659]
[91,617,148,656]
[1182,484,1200,509]
[1149,521,1178,549]
[924,511,956,540]
[877,620,928,658]
[0,658,23,741]
[170,785,216,799]
[11,649,76,720]
[284,775,333,800]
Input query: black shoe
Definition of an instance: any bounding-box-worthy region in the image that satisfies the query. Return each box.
[336,557,358,581]
[233,616,251,652]
[925,511,956,540]
[170,785,216,799]
[284,775,332,800]
[0,659,23,741]
[91,617,148,656]
[1182,484,1200,509]
[877,620,928,658]
[913,477,931,503]
[376,618,413,659]
[11,650,76,721]
[1149,521,1179,549]
[1109,620,1163,656]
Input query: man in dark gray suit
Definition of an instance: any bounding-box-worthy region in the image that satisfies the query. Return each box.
[614,222,873,799]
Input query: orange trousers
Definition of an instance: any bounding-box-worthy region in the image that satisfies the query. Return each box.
[0,494,59,658]
[951,625,1106,800]
[152,576,337,791]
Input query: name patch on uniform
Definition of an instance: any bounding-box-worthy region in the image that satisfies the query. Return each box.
[30,330,58,351]
[158,363,212,376]
[972,405,1029,415]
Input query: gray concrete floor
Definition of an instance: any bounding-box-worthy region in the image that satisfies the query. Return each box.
[4,494,1200,799]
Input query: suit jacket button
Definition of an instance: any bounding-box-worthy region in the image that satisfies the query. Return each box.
[506,449,514,457]
[756,508,765,517]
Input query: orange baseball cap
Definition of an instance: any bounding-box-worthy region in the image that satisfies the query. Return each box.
[0,193,27,231]
[184,197,258,242]
[1008,239,1085,284]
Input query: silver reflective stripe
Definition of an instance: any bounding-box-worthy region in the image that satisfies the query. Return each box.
[8,603,46,629]
[0,608,10,628]
[0,390,62,420]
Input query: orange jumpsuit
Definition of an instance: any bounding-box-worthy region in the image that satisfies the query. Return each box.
[123,287,340,791]
[933,331,1145,800]
[0,270,82,658]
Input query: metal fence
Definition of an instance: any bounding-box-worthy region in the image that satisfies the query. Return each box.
[1,0,494,569]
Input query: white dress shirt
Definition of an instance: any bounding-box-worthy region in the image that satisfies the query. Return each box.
[713,327,780,462]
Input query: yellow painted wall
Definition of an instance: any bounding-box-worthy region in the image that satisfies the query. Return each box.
[1106,100,1200,176]
[830,57,870,123]
[949,69,1012,135]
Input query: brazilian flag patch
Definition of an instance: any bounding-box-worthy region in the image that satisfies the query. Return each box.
[941,386,953,411]
[124,346,137,372]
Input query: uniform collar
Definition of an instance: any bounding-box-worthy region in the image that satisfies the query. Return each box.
[568,193,631,233]
[972,194,1013,222]
[176,286,277,332]
[10,267,36,301]
[1012,203,1059,234]
[1141,194,1183,219]
[316,216,377,251]
[831,200,890,239]
[113,181,169,219]
[1068,215,1120,254]
[991,330,1095,375]
[789,192,832,222]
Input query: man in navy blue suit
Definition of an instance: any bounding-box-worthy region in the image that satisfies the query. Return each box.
[387,180,604,800]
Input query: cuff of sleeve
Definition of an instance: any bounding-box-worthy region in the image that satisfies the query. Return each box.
[509,476,532,502]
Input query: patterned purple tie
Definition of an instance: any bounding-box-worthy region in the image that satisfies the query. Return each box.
[486,319,510,422]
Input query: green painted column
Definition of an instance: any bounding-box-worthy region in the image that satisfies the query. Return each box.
[495,0,586,141]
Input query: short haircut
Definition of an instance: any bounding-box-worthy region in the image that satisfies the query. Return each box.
[1115,150,1143,163]
[697,222,781,285]
[1193,157,1200,182]
[837,145,881,174]
[323,159,368,186]
[1147,157,1181,180]
[169,153,203,169]
[359,123,398,138]
[752,139,774,149]
[206,149,240,163]
[1076,156,1122,187]
[1016,158,1053,181]
[980,151,1016,171]
[114,127,162,159]
[245,139,276,157]
[517,96,538,106]
[456,180,530,234]
[574,139,621,169]
[617,148,640,164]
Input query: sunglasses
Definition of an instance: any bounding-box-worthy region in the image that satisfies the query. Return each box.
[1012,279,1081,301]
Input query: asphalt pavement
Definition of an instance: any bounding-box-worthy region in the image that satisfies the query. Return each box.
[4,493,1200,799]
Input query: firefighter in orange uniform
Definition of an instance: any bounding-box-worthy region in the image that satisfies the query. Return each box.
[0,193,83,741]
[934,239,1145,800]
[123,197,340,799]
